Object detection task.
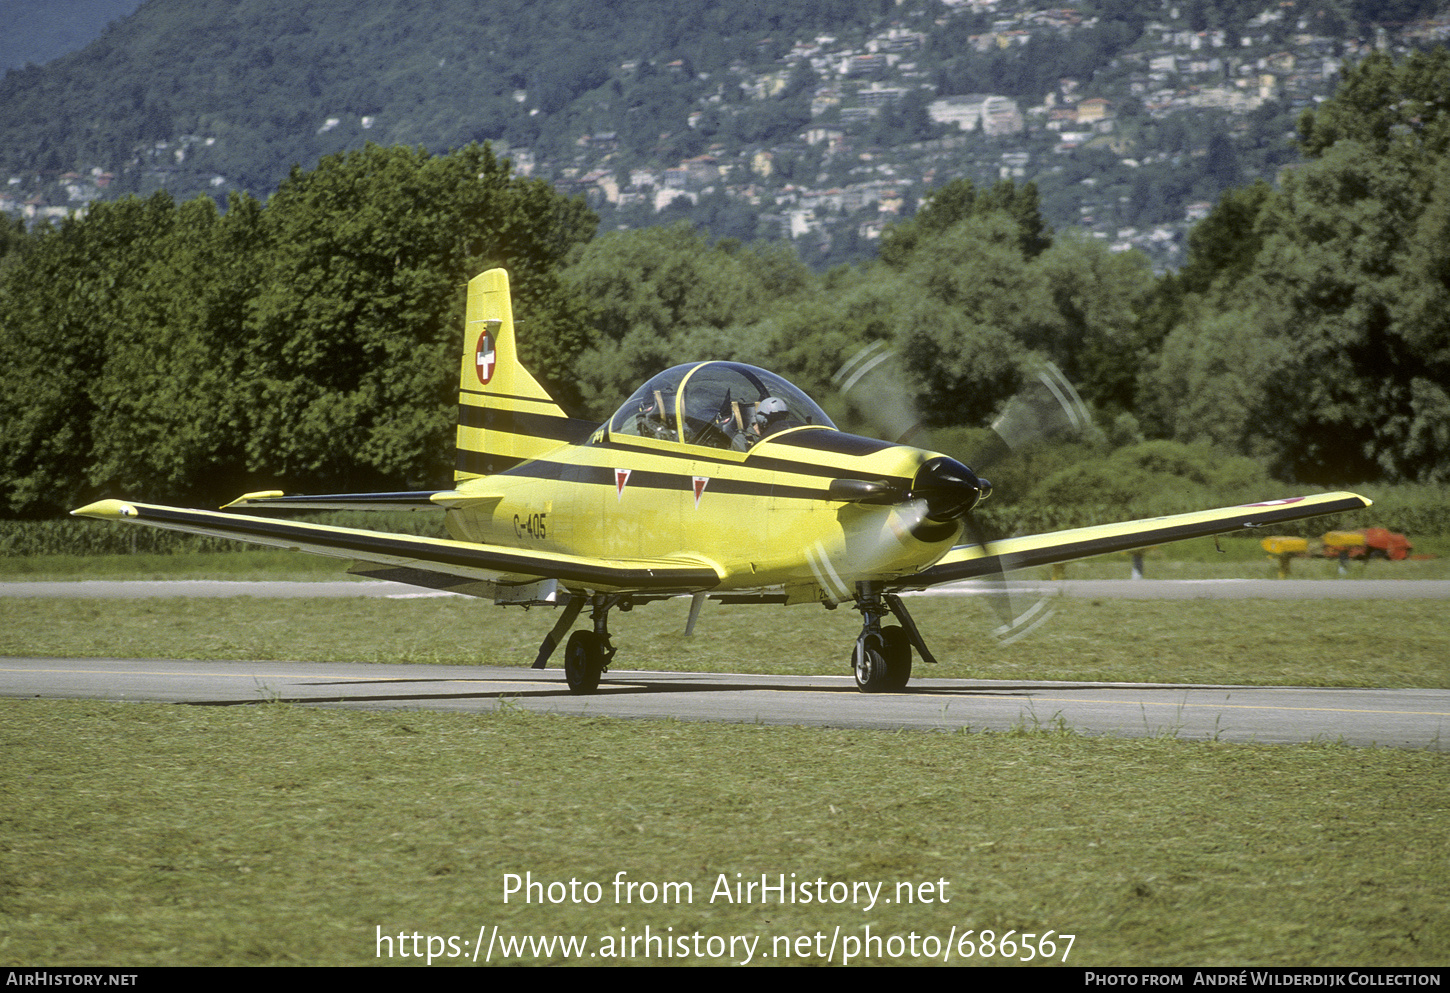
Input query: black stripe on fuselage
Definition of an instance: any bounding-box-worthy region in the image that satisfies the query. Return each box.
[459,387,563,405]
[494,460,825,502]
[769,430,897,458]
[457,450,527,476]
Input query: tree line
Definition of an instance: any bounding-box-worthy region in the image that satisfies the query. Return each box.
[2,49,1447,519]
[0,144,595,516]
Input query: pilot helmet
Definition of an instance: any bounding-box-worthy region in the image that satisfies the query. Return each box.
[754,396,790,429]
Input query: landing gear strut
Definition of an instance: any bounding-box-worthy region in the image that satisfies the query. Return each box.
[851,583,938,693]
[537,595,626,694]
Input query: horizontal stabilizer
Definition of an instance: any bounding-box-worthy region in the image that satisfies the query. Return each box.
[222,489,505,512]
[222,490,450,512]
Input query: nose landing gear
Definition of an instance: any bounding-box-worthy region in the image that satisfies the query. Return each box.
[851,582,938,693]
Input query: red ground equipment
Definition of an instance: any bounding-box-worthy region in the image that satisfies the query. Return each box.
[1321,528,1413,561]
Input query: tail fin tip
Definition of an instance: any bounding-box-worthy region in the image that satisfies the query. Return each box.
[455,268,580,481]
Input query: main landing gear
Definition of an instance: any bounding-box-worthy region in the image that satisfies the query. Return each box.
[563,628,611,693]
[534,594,626,694]
[534,585,937,695]
[851,582,938,693]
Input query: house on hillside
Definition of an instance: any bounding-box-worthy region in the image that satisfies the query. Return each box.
[928,94,1024,136]
[1075,97,1111,127]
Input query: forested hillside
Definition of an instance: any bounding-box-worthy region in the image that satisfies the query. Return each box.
[0,0,888,194]
[4,0,1447,267]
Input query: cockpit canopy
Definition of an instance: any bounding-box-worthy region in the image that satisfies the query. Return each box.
[608,362,836,451]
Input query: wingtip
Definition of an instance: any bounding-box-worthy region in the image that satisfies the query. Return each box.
[222,490,285,509]
[71,499,137,520]
[1333,490,1374,510]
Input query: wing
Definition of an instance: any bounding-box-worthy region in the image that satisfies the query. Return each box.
[896,491,1373,588]
[71,499,721,596]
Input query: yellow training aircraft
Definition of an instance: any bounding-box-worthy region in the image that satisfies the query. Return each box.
[74,268,1371,693]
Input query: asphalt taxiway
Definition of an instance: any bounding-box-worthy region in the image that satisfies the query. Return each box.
[2,656,1445,750]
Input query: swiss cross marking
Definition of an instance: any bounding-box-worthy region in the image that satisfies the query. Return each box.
[475,330,496,384]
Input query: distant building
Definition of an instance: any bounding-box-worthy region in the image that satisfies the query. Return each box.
[857,83,911,107]
[868,28,925,54]
[801,127,844,147]
[839,107,879,124]
[842,53,891,77]
[665,155,720,189]
[1075,98,1111,124]
[928,94,1024,136]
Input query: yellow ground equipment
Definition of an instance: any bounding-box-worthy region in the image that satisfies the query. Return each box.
[1261,536,1309,578]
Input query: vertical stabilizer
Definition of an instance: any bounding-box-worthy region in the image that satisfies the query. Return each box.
[455,269,590,481]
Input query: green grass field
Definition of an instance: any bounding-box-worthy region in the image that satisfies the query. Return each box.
[1,700,1446,967]
[1,550,1447,967]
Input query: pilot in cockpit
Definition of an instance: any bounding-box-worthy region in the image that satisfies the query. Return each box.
[751,397,798,442]
[636,390,676,441]
[713,403,749,451]
[717,397,798,450]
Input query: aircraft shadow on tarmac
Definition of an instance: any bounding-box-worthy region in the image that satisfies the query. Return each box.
[193,673,1044,707]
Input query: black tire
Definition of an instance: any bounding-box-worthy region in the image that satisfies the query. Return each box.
[853,633,892,693]
[881,624,913,691]
[564,630,605,694]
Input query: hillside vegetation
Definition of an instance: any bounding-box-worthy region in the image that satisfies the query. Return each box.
[0,0,887,195]
[5,0,1448,268]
